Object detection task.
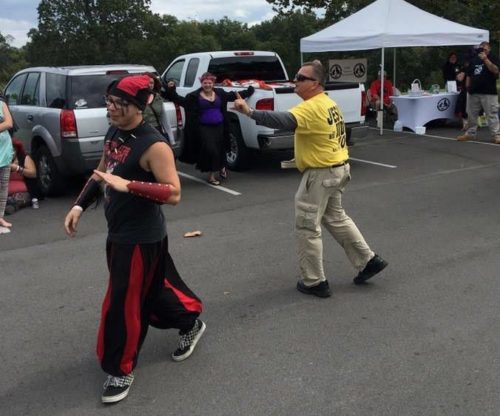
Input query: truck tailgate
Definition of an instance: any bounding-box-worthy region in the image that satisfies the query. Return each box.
[273,86,302,111]
[324,88,361,124]
[272,84,362,124]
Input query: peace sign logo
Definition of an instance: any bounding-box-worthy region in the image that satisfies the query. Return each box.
[437,98,450,112]
[329,64,342,80]
[353,63,366,79]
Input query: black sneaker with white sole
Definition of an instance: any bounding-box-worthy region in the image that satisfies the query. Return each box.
[172,319,206,362]
[353,254,388,285]
[101,373,134,404]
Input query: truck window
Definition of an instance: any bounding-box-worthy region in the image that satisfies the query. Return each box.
[164,60,185,86]
[4,73,28,106]
[68,74,127,109]
[184,58,200,87]
[207,56,287,82]
[21,72,40,106]
[46,73,67,109]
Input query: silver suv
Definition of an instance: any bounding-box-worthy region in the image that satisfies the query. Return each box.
[4,65,182,196]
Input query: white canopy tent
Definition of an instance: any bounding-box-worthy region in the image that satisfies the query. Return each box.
[300,0,489,133]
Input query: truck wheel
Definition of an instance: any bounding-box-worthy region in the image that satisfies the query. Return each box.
[34,145,67,196]
[226,122,250,171]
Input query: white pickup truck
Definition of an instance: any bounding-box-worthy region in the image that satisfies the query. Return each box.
[161,51,367,170]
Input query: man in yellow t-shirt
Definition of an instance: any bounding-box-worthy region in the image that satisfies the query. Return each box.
[234,60,387,298]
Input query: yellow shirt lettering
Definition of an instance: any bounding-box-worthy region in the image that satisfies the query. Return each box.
[289,93,348,172]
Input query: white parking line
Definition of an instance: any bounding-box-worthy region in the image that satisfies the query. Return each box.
[418,132,500,146]
[178,172,242,195]
[350,157,397,169]
[370,126,500,147]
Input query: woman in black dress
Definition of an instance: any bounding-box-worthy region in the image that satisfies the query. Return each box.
[165,73,254,185]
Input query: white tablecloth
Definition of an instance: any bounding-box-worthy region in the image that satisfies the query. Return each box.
[391,93,459,134]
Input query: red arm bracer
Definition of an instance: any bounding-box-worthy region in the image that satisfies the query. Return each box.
[127,181,172,203]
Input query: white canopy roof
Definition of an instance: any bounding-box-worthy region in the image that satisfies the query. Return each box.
[301,0,489,52]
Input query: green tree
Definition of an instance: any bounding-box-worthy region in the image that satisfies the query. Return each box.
[0,33,28,89]
[265,0,498,33]
[252,10,322,76]
[25,0,154,66]
[265,0,499,91]
[201,17,257,51]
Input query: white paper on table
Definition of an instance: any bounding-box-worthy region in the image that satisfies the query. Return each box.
[446,81,457,93]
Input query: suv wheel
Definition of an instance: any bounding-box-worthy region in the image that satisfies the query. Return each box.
[34,145,67,196]
[226,122,250,171]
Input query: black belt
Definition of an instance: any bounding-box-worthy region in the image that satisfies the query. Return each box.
[308,161,349,170]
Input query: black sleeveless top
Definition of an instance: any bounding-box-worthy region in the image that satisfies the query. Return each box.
[103,123,167,243]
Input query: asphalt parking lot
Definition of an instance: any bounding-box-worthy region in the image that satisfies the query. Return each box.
[1,122,500,416]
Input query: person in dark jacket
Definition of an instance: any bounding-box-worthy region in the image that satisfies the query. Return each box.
[164,72,254,185]
[442,52,460,82]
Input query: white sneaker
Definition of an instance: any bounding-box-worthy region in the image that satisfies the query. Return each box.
[0,226,11,234]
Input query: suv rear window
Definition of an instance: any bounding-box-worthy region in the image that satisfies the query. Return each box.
[46,73,66,108]
[68,74,132,109]
[207,56,287,82]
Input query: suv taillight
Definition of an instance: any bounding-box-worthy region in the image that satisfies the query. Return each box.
[256,98,274,111]
[60,110,78,138]
[361,91,367,117]
[175,104,183,127]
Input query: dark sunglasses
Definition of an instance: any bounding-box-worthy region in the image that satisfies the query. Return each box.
[294,73,317,82]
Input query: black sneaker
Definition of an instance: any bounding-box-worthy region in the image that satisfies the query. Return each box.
[296,280,331,298]
[353,254,388,285]
[172,319,206,362]
[101,373,134,404]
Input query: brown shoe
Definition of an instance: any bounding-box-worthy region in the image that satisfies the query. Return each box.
[494,136,500,144]
[457,134,474,142]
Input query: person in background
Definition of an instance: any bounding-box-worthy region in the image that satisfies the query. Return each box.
[233,60,388,298]
[0,96,14,234]
[457,41,499,143]
[6,139,43,214]
[143,72,175,145]
[164,72,254,185]
[368,70,395,113]
[442,52,461,82]
[64,74,205,404]
[454,69,468,131]
[442,52,468,130]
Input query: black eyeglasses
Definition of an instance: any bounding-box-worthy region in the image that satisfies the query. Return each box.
[104,95,129,109]
[294,73,317,82]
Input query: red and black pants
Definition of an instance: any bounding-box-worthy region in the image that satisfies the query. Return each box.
[97,235,203,376]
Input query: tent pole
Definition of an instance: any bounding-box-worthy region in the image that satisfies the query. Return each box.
[393,49,396,86]
[300,53,303,66]
[379,47,385,135]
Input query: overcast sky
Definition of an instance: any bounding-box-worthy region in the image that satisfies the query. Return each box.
[0,0,279,48]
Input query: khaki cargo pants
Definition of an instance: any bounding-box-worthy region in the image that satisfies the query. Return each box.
[465,93,499,138]
[295,164,374,286]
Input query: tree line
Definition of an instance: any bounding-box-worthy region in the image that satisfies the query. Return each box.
[1,0,498,92]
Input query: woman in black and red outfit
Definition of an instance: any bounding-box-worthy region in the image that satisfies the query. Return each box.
[164,72,254,185]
